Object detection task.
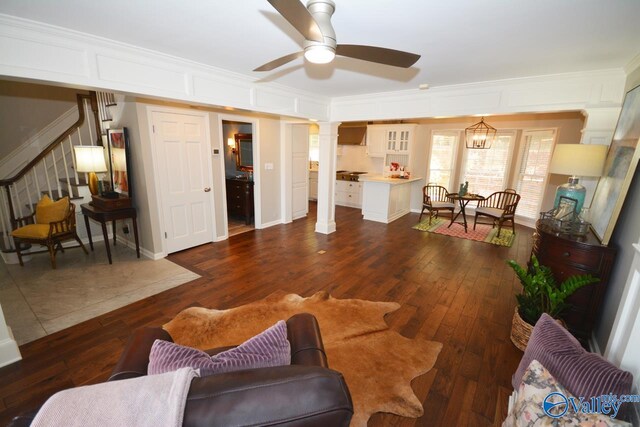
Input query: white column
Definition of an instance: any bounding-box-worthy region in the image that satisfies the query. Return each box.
[0,303,21,368]
[580,107,621,208]
[315,122,339,234]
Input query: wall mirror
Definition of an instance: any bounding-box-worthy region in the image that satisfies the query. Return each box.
[234,133,253,171]
[106,127,132,198]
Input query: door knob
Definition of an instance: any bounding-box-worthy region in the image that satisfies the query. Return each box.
[204,187,211,192]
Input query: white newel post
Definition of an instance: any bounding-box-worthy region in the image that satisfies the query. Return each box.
[315,122,339,234]
[579,107,621,208]
[0,303,21,368]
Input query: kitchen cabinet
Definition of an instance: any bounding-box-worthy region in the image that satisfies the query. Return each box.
[386,128,411,153]
[367,124,416,177]
[309,171,318,200]
[532,220,616,346]
[366,126,386,158]
[226,178,254,225]
[360,175,422,223]
[335,180,363,208]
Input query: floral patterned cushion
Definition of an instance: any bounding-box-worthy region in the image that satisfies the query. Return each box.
[503,359,631,427]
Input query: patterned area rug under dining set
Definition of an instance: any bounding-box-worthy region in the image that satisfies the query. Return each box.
[412,217,515,247]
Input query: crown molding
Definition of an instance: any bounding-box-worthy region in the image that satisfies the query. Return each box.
[624,53,640,75]
[330,69,627,122]
[0,14,330,120]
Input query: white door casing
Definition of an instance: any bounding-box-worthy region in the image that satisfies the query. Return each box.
[292,124,310,220]
[151,110,215,253]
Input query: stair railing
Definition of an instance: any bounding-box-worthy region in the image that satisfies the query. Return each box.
[0,92,102,252]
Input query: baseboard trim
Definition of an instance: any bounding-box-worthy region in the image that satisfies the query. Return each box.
[315,220,336,234]
[258,219,282,229]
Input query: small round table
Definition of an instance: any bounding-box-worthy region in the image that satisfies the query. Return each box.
[448,194,485,232]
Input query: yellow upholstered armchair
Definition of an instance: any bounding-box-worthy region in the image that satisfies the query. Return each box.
[11,195,88,269]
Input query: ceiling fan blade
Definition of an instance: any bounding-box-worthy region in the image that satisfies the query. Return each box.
[254,51,304,71]
[267,0,324,42]
[336,44,420,68]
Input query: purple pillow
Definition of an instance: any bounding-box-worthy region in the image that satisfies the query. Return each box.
[148,320,290,376]
[512,313,632,400]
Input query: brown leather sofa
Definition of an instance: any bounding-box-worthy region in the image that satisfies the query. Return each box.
[9,313,353,426]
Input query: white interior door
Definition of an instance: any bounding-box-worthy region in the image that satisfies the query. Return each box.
[152,111,214,253]
[292,125,310,220]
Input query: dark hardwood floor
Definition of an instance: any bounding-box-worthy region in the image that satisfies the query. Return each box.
[0,202,531,426]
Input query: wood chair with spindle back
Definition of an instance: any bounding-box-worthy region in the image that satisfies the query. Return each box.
[419,184,456,225]
[473,189,521,237]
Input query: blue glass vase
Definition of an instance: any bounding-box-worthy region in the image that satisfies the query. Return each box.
[553,177,586,213]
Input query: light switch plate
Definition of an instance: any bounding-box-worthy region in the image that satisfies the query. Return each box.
[265,163,274,170]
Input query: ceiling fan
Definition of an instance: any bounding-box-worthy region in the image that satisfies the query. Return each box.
[254,0,421,71]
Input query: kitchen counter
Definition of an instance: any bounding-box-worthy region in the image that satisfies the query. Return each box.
[361,175,423,223]
[358,174,421,185]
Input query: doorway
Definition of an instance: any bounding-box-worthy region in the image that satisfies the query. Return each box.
[222,120,255,236]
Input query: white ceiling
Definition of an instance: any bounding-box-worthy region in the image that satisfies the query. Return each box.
[1,0,639,98]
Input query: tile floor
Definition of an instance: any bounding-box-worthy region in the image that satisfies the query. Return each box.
[0,243,200,345]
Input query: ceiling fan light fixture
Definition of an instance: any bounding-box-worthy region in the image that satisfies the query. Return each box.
[304,45,335,64]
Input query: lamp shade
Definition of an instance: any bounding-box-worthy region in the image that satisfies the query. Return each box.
[549,144,608,177]
[74,146,108,173]
[549,143,608,214]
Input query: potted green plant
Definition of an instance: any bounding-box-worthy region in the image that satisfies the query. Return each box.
[507,254,599,351]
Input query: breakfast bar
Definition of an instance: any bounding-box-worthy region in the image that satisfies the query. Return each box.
[359,175,422,223]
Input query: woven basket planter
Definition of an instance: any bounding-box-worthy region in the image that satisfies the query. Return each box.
[510,308,534,351]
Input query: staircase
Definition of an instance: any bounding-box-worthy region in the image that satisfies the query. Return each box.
[0,91,115,258]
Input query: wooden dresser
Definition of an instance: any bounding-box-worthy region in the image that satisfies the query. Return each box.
[226,178,254,225]
[532,220,616,346]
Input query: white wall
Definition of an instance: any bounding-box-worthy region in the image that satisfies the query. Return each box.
[0,80,78,157]
[257,117,282,226]
[336,145,383,173]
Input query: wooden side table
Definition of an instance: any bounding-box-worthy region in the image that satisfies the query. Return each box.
[80,203,140,264]
[532,220,616,346]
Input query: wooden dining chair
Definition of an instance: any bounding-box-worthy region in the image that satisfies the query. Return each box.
[473,190,521,237]
[419,184,456,225]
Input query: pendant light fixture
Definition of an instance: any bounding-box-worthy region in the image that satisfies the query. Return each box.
[465,117,497,149]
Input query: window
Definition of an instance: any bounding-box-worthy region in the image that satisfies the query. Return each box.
[460,133,514,196]
[515,130,556,219]
[428,131,459,188]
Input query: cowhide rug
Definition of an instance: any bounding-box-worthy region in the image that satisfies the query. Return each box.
[163,291,442,426]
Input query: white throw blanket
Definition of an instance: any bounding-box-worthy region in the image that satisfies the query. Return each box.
[31,367,198,427]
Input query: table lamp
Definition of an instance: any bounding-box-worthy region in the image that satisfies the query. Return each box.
[74,145,108,196]
[549,144,608,214]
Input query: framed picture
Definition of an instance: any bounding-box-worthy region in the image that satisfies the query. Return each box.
[590,84,640,244]
[106,128,132,199]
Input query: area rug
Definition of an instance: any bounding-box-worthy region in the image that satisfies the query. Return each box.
[412,217,515,247]
[164,291,442,426]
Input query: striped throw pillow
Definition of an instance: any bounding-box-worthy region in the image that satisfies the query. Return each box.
[512,313,632,400]
[148,320,290,376]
